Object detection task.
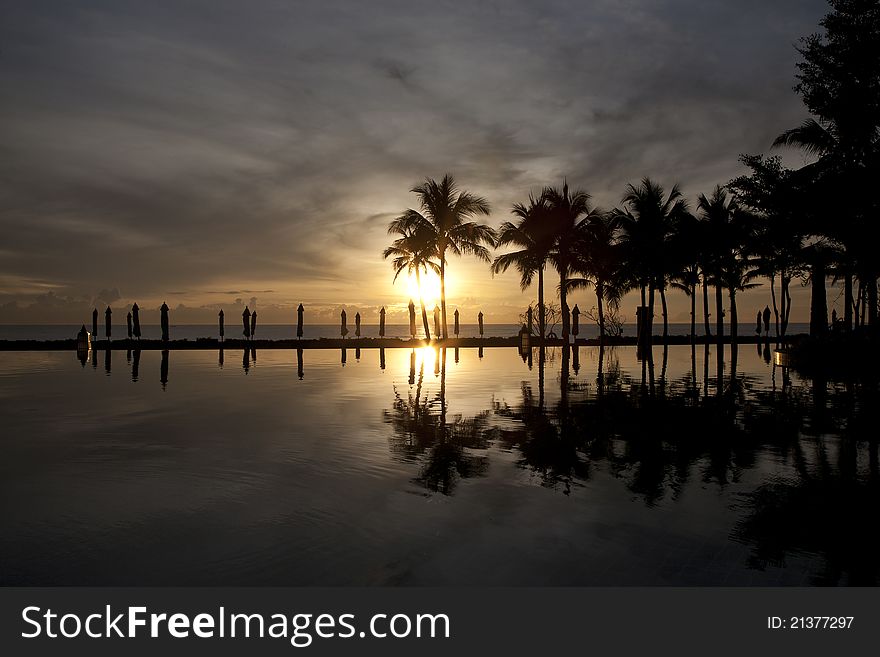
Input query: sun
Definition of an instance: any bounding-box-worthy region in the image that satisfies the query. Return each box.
[404,269,442,308]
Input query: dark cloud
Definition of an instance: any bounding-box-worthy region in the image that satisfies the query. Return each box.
[0,0,829,322]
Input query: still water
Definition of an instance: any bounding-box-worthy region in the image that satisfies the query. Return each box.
[0,344,876,585]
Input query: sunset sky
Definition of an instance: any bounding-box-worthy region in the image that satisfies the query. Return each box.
[0,0,831,325]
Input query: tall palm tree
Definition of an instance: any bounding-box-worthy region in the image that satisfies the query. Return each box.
[719,253,762,342]
[616,178,688,342]
[383,225,439,340]
[670,211,702,341]
[543,181,600,342]
[567,213,625,343]
[491,193,554,341]
[390,175,495,339]
[697,186,741,344]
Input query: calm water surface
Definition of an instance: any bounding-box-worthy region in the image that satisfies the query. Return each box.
[0,344,877,585]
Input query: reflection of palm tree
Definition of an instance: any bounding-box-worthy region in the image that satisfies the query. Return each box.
[383,225,438,340]
[389,175,495,339]
[492,193,553,341]
[383,349,490,495]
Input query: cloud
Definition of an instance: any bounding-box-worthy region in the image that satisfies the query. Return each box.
[0,0,830,323]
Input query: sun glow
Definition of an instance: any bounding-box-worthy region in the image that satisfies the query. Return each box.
[404,270,442,309]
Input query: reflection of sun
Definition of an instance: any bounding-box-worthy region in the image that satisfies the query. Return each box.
[404,270,442,308]
[414,345,437,372]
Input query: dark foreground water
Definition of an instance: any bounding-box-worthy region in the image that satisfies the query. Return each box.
[0,344,877,586]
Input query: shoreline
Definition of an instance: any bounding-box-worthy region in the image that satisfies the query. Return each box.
[0,334,802,351]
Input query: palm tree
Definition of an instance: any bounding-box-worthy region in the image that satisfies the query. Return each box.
[543,181,601,342]
[567,213,625,343]
[491,193,554,341]
[670,212,702,341]
[719,253,762,342]
[383,225,439,340]
[616,178,688,342]
[390,175,495,339]
[697,186,741,344]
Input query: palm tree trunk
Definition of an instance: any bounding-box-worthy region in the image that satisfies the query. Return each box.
[770,272,780,339]
[415,269,431,341]
[597,287,605,345]
[729,288,738,343]
[844,272,853,332]
[538,266,545,343]
[690,282,696,344]
[659,285,668,342]
[560,269,569,342]
[715,280,724,345]
[439,255,448,339]
[809,258,827,337]
[648,281,655,338]
[781,274,790,337]
[702,273,711,339]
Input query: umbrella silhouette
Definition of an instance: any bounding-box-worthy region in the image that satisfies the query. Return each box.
[355,312,361,338]
[132,303,141,339]
[126,311,133,339]
[219,309,225,341]
[408,300,416,338]
[92,308,98,339]
[379,306,386,338]
[297,303,304,339]
[341,309,348,338]
[433,305,440,339]
[478,311,484,337]
[242,306,251,339]
[453,309,459,336]
[160,302,169,342]
[572,304,580,338]
[105,306,112,339]
[250,310,257,339]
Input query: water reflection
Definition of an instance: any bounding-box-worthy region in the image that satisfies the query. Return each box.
[383,347,489,495]
[160,349,169,389]
[380,344,879,582]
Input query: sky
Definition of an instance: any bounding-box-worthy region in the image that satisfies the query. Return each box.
[0,0,834,326]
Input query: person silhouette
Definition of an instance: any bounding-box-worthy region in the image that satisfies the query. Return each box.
[762,306,771,335]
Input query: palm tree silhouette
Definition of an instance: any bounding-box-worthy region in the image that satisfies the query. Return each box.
[567,212,625,343]
[616,178,688,341]
[543,181,601,342]
[491,193,554,341]
[698,185,740,343]
[383,225,438,341]
[389,174,495,339]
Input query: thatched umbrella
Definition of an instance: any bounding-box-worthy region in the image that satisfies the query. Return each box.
[572,304,580,339]
[526,306,533,334]
[453,309,459,336]
[242,306,251,339]
[341,309,348,338]
[478,311,484,337]
[433,305,440,338]
[126,311,133,339]
[355,312,361,338]
[408,300,416,338]
[297,303,304,339]
[250,310,257,339]
[219,309,225,341]
[379,306,386,338]
[92,308,98,339]
[132,303,141,339]
[105,306,112,340]
[160,302,169,342]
